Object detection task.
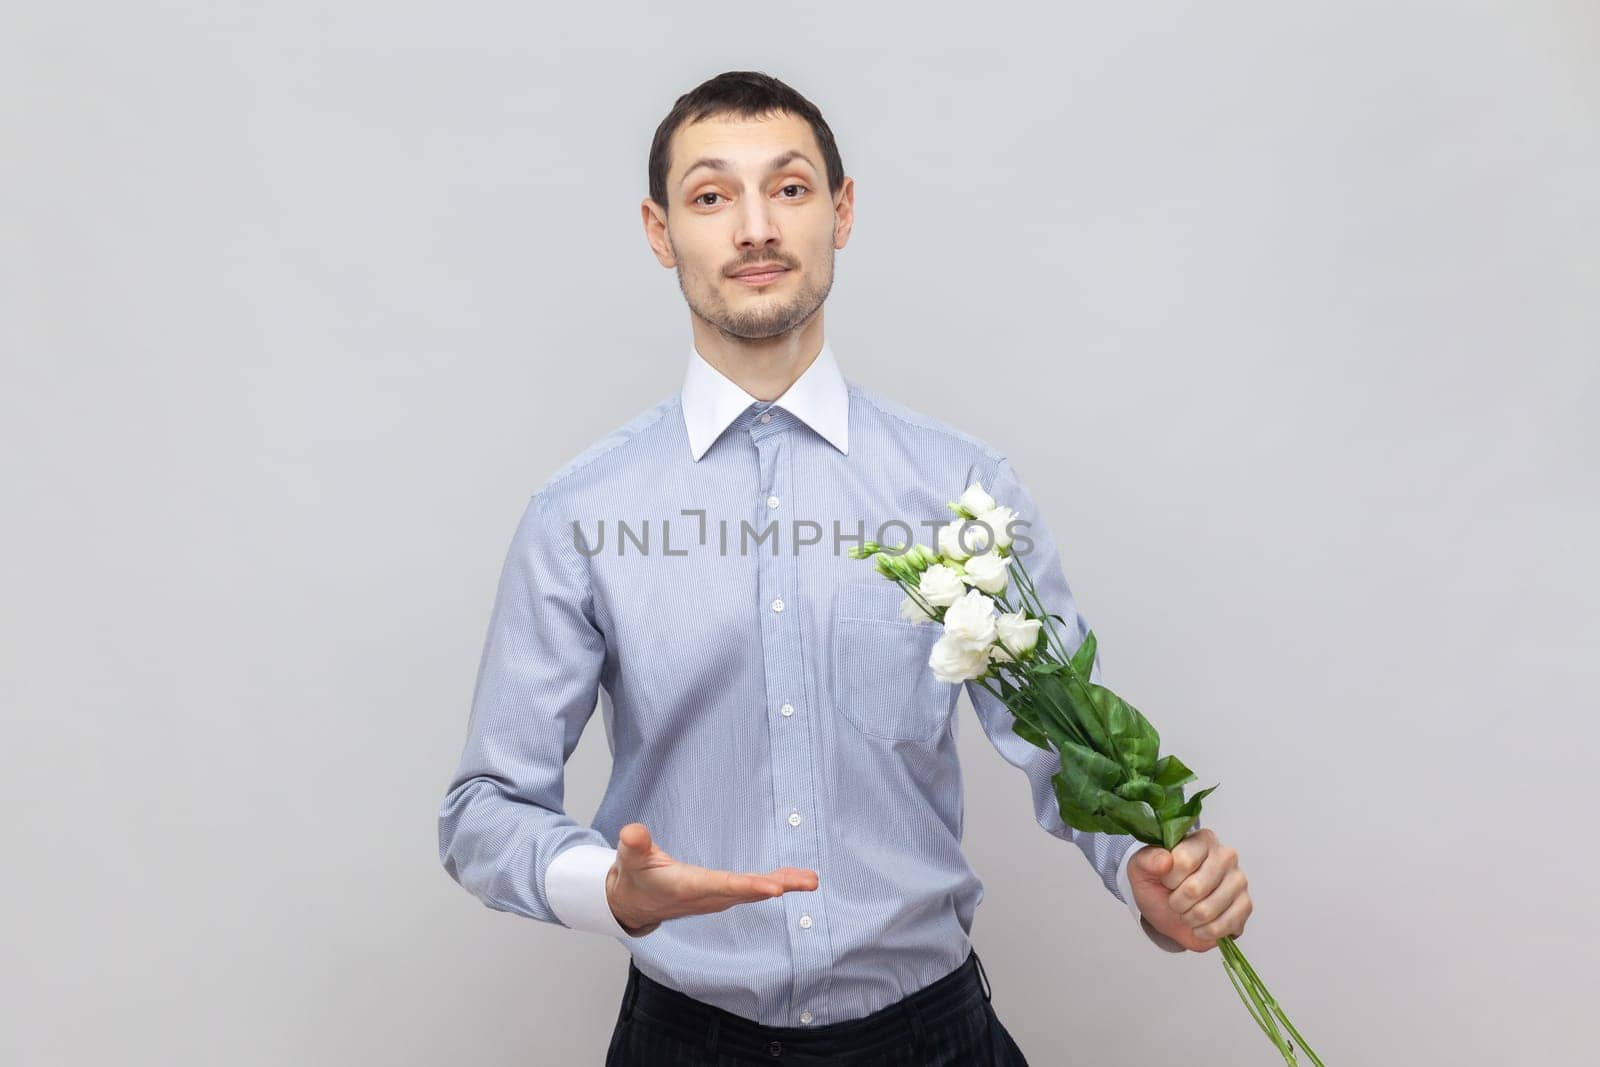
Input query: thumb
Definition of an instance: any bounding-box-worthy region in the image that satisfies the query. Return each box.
[1132,846,1172,882]
[617,822,653,864]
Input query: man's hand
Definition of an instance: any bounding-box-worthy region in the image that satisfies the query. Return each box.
[605,822,819,937]
[1128,827,1252,952]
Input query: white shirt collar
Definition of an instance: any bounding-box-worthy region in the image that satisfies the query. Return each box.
[680,339,850,461]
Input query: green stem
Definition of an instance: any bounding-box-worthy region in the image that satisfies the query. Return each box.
[1004,550,1126,762]
[896,577,939,622]
[1219,936,1325,1067]
[1219,940,1291,1058]
[1007,550,1074,664]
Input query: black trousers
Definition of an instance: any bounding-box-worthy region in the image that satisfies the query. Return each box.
[604,947,1030,1066]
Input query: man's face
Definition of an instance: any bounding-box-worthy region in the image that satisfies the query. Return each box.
[647,111,853,341]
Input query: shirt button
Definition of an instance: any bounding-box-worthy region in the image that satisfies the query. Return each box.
[799,915,812,929]
[799,1010,813,1024]
[767,494,780,508]
[780,702,794,717]
[788,811,802,826]
[767,1039,783,1056]
[770,597,785,613]
[760,412,772,424]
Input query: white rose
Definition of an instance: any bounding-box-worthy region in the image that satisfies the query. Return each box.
[975,505,1017,550]
[958,482,996,517]
[930,631,991,683]
[899,593,937,623]
[917,563,967,608]
[942,587,998,649]
[938,518,993,561]
[995,611,1042,659]
[958,550,1009,595]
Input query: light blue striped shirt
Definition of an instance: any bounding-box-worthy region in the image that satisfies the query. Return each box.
[437,339,1187,1029]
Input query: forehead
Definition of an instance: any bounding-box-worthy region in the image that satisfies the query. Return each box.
[670,111,822,186]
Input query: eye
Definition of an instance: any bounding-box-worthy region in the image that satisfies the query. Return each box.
[695,192,724,207]
[779,184,808,198]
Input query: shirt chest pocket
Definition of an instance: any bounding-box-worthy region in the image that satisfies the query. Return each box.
[830,579,957,743]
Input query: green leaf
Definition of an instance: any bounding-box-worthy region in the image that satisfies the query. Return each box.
[1054,675,1114,756]
[1051,771,1124,834]
[1025,675,1085,750]
[1152,784,1190,819]
[1010,716,1052,752]
[1086,684,1160,776]
[1003,684,1038,727]
[1099,794,1162,843]
[1152,754,1197,789]
[1056,738,1123,791]
[1156,784,1219,848]
[1159,813,1197,850]
[1050,760,1113,821]
[1179,783,1219,816]
[1069,628,1097,677]
[1114,775,1166,808]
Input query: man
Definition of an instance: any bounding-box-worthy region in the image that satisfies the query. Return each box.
[438,70,1252,1065]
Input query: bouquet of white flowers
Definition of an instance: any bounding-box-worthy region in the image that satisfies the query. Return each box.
[849,481,1324,1066]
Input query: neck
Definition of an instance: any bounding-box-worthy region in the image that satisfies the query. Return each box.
[689,314,825,402]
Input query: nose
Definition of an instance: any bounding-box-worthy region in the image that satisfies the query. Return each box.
[734,195,781,251]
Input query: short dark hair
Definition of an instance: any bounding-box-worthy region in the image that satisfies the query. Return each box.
[647,70,845,215]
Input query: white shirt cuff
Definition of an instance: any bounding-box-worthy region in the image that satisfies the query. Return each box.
[545,843,638,938]
[1115,839,1143,923]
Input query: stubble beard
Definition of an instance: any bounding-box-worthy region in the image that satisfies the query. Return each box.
[677,248,835,342]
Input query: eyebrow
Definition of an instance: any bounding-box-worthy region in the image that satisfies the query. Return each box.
[678,149,819,190]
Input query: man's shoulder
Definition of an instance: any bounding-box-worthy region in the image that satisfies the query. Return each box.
[846,380,1007,470]
[532,392,682,505]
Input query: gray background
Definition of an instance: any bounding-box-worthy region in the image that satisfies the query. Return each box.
[4,3,1594,1064]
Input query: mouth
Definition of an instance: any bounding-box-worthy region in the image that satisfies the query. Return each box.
[730,266,791,287]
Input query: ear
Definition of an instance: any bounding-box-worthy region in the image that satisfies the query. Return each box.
[832,175,856,250]
[641,199,676,267]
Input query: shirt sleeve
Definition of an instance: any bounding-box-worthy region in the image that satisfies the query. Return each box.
[961,454,1190,953]
[437,491,628,935]
[545,843,655,938]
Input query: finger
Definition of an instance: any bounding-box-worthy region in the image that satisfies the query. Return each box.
[1161,828,1214,891]
[1192,881,1253,944]
[1170,843,1236,918]
[713,869,784,901]
[1179,866,1246,934]
[764,867,820,891]
[717,866,818,902]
